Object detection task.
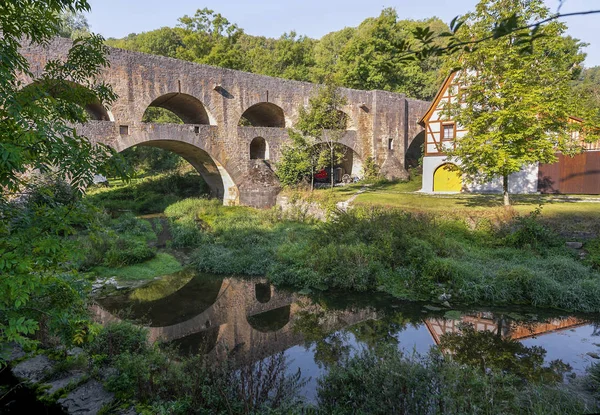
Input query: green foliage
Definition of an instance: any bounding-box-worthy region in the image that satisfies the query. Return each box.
[503,207,563,251]
[104,238,156,268]
[91,253,182,281]
[87,321,149,364]
[86,171,209,215]
[361,156,380,181]
[87,323,304,413]
[161,197,600,312]
[276,82,349,188]
[105,8,447,100]
[317,347,592,414]
[444,0,586,205]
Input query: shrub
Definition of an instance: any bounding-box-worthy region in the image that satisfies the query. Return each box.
[104,238,156,267]
[87,322,149,364]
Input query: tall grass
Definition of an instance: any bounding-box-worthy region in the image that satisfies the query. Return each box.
[162,198,600,312]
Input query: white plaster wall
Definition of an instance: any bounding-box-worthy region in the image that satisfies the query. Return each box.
[420,156,539,194]
[465,163,539,194]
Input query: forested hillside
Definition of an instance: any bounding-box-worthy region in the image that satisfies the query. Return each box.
[106,8,449,101]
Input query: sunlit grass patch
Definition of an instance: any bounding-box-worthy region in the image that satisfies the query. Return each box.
[91,252,183,281]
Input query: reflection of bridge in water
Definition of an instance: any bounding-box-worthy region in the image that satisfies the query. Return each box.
[93,273,589,363]
[425,312,587,345]
[92,276,378,361]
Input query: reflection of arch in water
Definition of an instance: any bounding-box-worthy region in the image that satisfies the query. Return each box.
[97,274,224,327]
[169,325,221,356]
[118,139,239,205]
[250,137,269,160]
[20,80,112,121]
[255,283,272,304]
[144,92,215,125]
[246,305,291,333]
[239,102,285,127]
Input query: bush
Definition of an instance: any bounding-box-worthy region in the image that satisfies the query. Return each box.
[87,322,149,364]
[104,238,156,267]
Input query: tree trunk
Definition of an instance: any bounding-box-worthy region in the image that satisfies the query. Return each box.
[503,174,510,206]
[330,144,334,189]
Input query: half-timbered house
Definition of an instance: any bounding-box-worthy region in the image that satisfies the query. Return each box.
[418,72,600,194]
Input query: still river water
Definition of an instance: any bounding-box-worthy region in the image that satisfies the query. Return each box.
[94,268,600,402]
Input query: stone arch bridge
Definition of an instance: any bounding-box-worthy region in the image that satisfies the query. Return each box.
[20,37,429,207]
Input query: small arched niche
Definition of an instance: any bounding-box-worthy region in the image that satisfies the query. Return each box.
[144,93,213,125]
[239,102,285,128]
[250,137,269,160]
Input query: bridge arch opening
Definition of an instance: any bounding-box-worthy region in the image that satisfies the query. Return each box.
[250,137,269,160]
[312,142,363,182]
[144,93,214,125]
[20,80,111,121]
[405,131,425,169]
[239,102,285,127]
[119,139,239,205]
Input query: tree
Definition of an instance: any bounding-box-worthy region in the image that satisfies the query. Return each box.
[276,82,348,190]
[0,0,126,354]
[443,0,586,206]
[57,11,90,38]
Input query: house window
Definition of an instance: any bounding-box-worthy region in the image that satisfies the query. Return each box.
[442,124,455,141]
[388,138,394,150]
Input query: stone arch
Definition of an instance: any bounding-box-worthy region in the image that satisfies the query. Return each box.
[145,92,215,125]
[433,163,462,192]
[405,131,425,168]
[239,102,285,127]
[20,80,111,121]
[249,137,269,160]
[115,138,239,205]
[246,305,291,333]
[313,142,364,181]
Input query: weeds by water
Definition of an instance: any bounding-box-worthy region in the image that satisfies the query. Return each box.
[161,198,600,313]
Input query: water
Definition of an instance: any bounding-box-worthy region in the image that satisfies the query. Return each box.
[94,269,600,402]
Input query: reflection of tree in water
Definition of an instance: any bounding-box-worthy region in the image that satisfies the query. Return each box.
[439,323,572,383]
[348,310,414,351]
[292,310,351,369]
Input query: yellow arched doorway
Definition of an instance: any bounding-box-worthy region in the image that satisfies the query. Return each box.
[433,163,462,192]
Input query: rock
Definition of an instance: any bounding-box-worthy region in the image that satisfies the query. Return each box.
[1,343,25,362]
[438,293,452,301]
[67,347,84,357]
[58,380,114,415]
[44,371,86,395]
[98,367,118,382]
[566,241,583,249]
[13,355,54,383]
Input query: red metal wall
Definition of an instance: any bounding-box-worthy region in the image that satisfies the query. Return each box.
[538,151,600,194]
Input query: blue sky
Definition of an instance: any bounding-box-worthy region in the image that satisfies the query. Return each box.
[86,0,600,67]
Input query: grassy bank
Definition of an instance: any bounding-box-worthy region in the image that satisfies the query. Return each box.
[161,198,600,312]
